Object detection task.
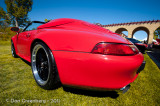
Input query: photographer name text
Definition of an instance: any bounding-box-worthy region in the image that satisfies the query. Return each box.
[6,98,60,104]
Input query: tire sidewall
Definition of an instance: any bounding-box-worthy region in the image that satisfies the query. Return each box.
[31,42,60,90]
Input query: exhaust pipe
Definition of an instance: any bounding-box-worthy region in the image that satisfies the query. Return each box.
[120,84,131,93]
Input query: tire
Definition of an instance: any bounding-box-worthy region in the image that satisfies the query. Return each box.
[11,41,18,58]
[31,42,60,90]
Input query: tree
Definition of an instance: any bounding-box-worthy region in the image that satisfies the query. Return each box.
[44,19,52,22]
[3,0,33,27]
[94,23,102,26]
[154,27,160,39]
[0,7,10,27]
[0,7,6,20]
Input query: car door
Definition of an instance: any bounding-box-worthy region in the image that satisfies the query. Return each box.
[17,22,44,57]
[17,31,27,55]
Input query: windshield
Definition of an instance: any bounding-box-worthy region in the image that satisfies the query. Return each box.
[23,21,46,32]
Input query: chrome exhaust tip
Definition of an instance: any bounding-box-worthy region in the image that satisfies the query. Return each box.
[120,84,131,94]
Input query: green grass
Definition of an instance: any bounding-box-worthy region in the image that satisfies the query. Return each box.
[0,41,160,106]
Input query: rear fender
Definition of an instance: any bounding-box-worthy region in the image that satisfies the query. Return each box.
[33,29,125,52]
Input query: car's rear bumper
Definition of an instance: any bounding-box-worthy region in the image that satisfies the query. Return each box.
[52,51,144,89]
[137,61,146,73]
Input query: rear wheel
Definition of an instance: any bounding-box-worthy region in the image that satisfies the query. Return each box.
[31,42,60,89]
[11,41,18,58]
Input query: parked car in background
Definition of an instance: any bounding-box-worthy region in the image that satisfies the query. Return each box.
[152,39,160,49]
[153,40,160,45]
[156,38,160,44]
[126,38,147,53]
[10,18,145,93]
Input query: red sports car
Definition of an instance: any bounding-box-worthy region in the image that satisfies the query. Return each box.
[10,18,145,93]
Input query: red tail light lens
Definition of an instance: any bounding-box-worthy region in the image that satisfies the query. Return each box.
[92,43,139,55]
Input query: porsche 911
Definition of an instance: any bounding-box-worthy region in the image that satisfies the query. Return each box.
[10,18,145,93]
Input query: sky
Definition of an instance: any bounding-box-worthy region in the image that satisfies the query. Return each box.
[0,0,160,40]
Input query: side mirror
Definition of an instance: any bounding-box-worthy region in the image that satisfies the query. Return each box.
[10,27,20,33]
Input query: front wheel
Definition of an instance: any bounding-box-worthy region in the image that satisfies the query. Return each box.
[11,41,18,58]
[31,42,60,90]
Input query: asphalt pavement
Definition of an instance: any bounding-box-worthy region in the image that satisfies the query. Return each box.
[147,48,160,69]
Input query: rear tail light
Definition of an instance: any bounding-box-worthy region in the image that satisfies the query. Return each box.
[91,43,139,55]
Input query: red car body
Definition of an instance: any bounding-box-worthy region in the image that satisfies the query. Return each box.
[11,18,145,91]
[156,39,160,44]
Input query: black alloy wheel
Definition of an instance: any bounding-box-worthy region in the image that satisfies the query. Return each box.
[31,42,60,89]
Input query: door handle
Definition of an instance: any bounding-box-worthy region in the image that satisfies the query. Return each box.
[26,34,30,37]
